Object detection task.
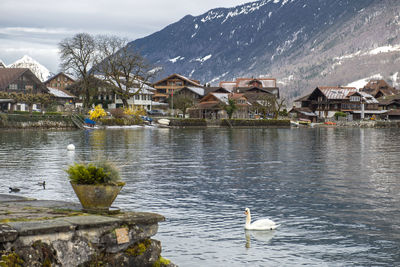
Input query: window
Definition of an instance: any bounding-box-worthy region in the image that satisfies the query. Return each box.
[135,95,140,100]
[176,81,183,86]
[9,84,18,90]
[350,96,361,102]
[25,85,33,91]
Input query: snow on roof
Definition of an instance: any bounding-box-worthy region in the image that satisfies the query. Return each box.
[154,73,202,87]
[318,87,357,99]
[185,86,205,96]
[357,91,379,104]
[212,93,229,104]
[47,87,75,98]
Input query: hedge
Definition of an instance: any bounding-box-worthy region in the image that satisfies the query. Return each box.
[168,118,207,127]
[220,119,290,127]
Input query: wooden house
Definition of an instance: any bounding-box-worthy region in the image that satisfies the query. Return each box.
[220,77,280,98]
[152,74,203,103]
[174,86,231,101]
[0,68,48,112]
[361,79,397,98]
[44,72,75,90]
[47,87,76,111]
[190,92,250,119]
[296,86,381,120]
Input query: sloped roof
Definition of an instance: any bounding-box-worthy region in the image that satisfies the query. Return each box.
[153,73,202,87]
[177,86,205,96]
[44,72,75,84]
[197,101,220,109]
[219,81,236,92]
[47,87,76,98]
[289,107,317,117]
[317,86,357,99]
[0,68,29,89]
[204,87,231,95]
[236,78,276,88]
[212,93,229,104]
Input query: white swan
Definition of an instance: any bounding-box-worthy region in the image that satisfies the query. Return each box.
[244,208,279,230]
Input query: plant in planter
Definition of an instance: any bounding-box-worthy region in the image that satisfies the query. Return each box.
[66,160,125,212]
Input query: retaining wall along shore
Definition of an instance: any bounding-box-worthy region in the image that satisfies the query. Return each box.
[0,195,175,267]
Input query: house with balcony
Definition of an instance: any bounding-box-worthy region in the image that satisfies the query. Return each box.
[0,68,48,112]
[294,86,381,120]
[152,74,203,103]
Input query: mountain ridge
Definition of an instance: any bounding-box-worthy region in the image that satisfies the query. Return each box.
[128,0,400,102]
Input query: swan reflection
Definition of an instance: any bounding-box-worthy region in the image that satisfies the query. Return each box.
[245,230,275,248]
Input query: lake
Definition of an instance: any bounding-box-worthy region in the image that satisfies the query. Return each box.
[0,127,399,266]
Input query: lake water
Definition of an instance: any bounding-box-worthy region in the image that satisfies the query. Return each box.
[0,127,400,266]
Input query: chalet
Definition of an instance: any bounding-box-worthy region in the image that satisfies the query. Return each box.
[361,79,397,98]
[189,92,251,119]
[220,77,280,98]
[152,74,203,103]
[0,68,48,112]
[295,86,381,120]
[47,87,76,111]
[44,72,75,90]
[174,86,230,101]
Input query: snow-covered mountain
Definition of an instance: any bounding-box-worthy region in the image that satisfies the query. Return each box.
[8,55,51,82]
[128,0,400,102]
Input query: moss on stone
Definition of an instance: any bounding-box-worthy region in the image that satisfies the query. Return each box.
[152,256,171,267]
[0,252,24,267]
[125,239,151,256]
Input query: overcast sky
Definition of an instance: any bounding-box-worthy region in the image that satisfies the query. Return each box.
[0,0,256,73]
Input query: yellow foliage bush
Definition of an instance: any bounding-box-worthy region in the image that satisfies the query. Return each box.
[89,105,107,120]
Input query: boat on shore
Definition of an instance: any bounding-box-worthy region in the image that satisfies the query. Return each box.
[157,118,171,128]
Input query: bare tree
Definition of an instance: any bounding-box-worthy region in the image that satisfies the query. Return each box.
[172,94,195,117]
[59,33,96,108]
[95,35,156,108]
[253,94,286,119]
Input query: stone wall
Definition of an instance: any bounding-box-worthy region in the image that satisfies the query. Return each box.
[0,114,75,129]
[0,195,175,267]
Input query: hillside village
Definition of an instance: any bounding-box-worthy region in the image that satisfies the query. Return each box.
[1,56,400,124]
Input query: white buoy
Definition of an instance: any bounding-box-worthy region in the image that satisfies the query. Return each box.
[67,144,75,151]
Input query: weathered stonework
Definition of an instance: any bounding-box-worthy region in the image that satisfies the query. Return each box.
[0,195,176,267]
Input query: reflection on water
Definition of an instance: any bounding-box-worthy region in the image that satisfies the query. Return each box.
[245,230,276,248]
[1,127,400,266]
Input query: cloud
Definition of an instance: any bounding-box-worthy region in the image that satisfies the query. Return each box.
[0,0,256,72]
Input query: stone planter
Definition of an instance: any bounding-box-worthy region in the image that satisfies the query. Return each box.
[70,182,124,212]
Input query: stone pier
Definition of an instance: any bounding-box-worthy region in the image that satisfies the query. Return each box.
[0,194,175,266]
